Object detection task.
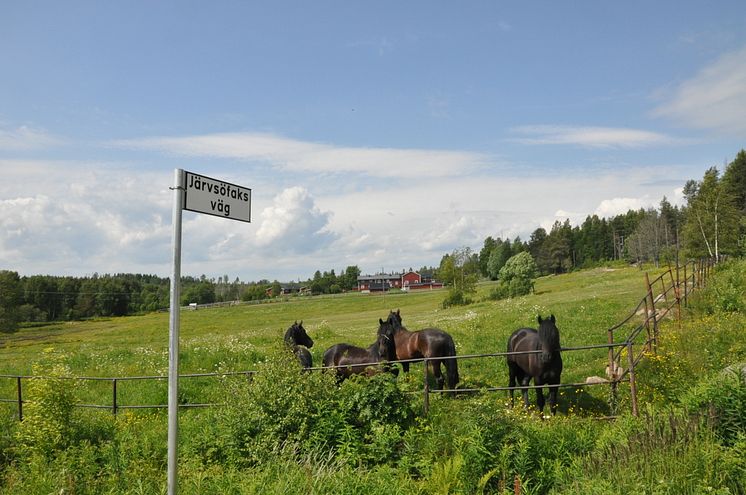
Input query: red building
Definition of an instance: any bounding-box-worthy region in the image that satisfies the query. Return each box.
[357,271,443,292]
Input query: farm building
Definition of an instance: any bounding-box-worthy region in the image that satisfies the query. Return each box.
[356,271,443,292]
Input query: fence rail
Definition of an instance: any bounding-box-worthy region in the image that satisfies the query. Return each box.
[1,258,716,420]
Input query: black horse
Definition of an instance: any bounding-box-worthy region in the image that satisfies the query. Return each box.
[284,321,314,370]
[322,319,398,382]
[506,315,563,415]
[385,309,459,391]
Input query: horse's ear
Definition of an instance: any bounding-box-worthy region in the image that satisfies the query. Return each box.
[299,320,303,326]
[379,318,384,325]
[550,314,555,323]
[294,320,298,325]
[537,315,543,324]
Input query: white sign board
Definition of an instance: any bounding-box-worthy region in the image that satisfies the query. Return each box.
[183,171,251,222]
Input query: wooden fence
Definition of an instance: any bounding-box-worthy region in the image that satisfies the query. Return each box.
[0,258,717,420]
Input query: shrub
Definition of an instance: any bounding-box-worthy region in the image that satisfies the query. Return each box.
[13,350,115,462]
[689,259,746,315]
[206,348,415,467]
[441,288,472,308]
[682,367,746,447]
[14,351,79,458]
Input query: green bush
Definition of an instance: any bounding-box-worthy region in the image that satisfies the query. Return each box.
[689,259,746,315]
[14,351,79,458]
[682,367,746,447]
[201,348,415,467]
[441,288,472,308]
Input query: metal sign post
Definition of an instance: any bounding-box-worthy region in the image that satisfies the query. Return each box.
[167,169,184,495]
[168,169,250,495]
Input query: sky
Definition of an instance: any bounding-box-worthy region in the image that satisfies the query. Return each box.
[1,1,745,282]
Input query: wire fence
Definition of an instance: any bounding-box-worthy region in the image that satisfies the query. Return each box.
[0,258,716,420]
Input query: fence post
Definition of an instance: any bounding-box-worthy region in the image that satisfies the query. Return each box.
[626,341,638,417]
[112,379,118,416]
[666,267,681,330]
[16,376,23,421]
[644,272,657,354]
[423,358,430,416]
[682,262,688,307]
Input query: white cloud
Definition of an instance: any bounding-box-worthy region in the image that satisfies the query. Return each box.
[509,125,677,148]
[652,45,746,136]
[0,125,63,150]
[113,132,486,179]
[594,197,653,218]
[255,186,336,252]
[0,154,697,280]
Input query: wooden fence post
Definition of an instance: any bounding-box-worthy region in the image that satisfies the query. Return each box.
[643,272,657,354]
[626,341,638,417]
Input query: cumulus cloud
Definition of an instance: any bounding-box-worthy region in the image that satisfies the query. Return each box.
[0,162,174,274]
[112,132,486,179]
[255,186,336,252]
[652,45,746,136]
[509,125,677,148]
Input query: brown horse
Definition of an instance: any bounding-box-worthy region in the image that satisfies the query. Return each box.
[384,309,459,391]
[506,314,563,415]
[322,318,398,382]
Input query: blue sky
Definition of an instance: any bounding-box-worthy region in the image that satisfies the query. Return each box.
[2,1,745,281]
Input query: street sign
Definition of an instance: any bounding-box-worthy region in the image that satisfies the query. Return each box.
[183,171,251,223]
[168,169,251,495]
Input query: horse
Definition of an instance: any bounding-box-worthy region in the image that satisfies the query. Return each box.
[384,309,459,391]
[322,318,398,382]
[506,314,563,415]
[284,321,314,370]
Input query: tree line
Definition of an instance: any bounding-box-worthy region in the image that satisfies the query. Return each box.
[436,150,746,304]
[0,266,364,332]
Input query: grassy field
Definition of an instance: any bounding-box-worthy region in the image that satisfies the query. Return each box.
[2,261,744,494]
[1,264,659,415]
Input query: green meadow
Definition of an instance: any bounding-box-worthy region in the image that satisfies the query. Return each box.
[3,264,653,412]
[1,262,744,494]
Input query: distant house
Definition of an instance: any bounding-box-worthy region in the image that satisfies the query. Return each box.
[357,270,443,293]
[280,283,309,295]
[401,270,443,291]
[356,273,402,292]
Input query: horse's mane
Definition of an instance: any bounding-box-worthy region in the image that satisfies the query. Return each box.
[537,315,560,352]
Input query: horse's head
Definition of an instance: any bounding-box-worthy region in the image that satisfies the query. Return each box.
[537,314,560,363]
[284,320,313,348]
[386,309,403,330]
[377,318,398,363]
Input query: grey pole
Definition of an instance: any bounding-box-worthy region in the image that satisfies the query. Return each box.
[168,169,184,495]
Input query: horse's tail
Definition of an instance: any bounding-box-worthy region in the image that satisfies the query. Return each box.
[445,336,460,390]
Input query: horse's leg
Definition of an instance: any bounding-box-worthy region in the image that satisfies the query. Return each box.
[430,360,445,390]
[549,381,559,415]
[444,357,459,395]
[507,361,517,407]
[401,361,410,373]
[535,380,546,414]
